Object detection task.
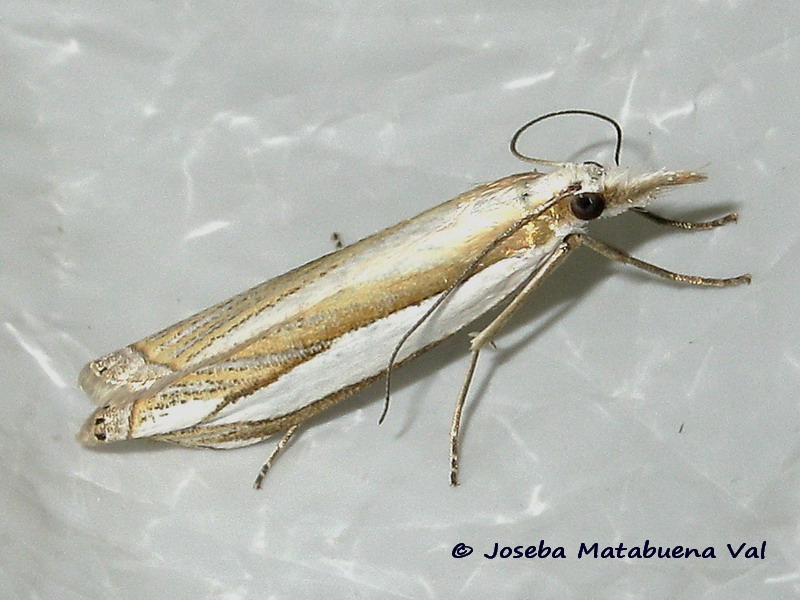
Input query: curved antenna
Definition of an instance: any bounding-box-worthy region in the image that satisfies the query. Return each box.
[510,109,623,167]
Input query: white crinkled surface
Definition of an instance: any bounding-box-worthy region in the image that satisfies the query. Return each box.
[1,2,797,598]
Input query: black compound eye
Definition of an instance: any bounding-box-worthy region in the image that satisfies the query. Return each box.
[570,192,605,220]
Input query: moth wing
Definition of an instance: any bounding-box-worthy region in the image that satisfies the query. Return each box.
[78,250,352,406]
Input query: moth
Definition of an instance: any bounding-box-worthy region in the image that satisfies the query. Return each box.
[77,110,750,487]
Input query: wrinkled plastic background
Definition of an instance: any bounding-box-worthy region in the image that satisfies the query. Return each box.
[1,2,798,598]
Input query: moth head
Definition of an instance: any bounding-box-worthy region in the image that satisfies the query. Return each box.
[571,163,707,222]
[509,111,706,224]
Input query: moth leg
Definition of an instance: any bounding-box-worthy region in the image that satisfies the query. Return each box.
[633,208,738,231]
[572,234,751,287]
[449,237,579,486]
[253,425,299,490]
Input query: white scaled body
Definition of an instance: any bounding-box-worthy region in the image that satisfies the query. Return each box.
[77,163,717,454]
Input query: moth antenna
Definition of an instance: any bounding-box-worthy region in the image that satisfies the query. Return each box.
[510,109,623,167]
